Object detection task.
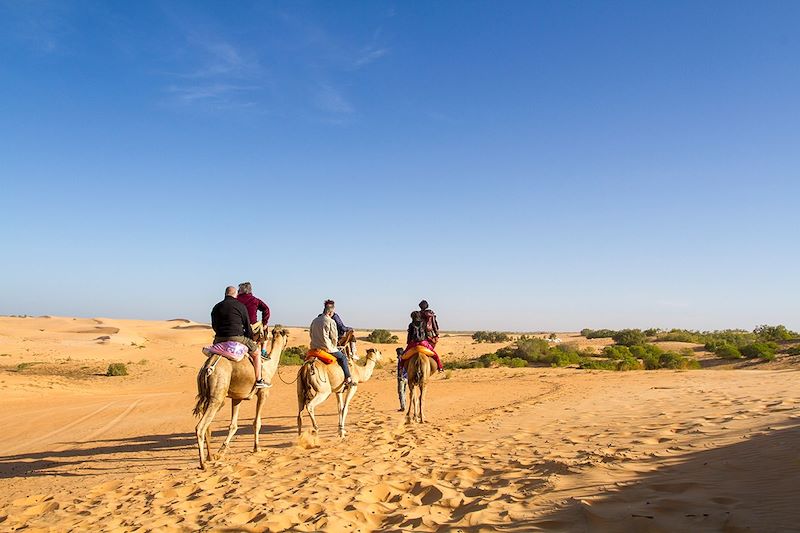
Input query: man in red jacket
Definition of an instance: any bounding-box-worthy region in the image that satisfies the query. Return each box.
[237,282,271,356]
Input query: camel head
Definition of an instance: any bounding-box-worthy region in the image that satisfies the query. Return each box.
[365,348,383,363]
[268,326,289,351]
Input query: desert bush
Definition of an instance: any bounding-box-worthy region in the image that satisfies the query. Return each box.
[603,345,633,360]
[106,363,128,376]
[713,343,743,359]
[786,346,800,356]
[578,358,618,370]
[753,324,797,342]
[281,346,307,365]
[643,328,661,337]
[739,342,777,361]
[472,331,511,343]
[581,329,617,339]
[612,329,648,346]
[366,329,399,344]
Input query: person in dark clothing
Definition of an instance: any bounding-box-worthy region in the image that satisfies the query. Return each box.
[419,300,440,347]
[211,286,269,388]
[396,347,408,411]
[405,310,444,371]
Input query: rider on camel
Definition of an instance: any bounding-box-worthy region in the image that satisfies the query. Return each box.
[310,300,354,386]
[237,282,271,356]
[405,310,444,372]
[211,286,270,388]
[419,300,440,347]
[328,300,359,360]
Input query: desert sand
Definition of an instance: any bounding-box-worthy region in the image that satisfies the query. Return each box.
[1,316,798,532]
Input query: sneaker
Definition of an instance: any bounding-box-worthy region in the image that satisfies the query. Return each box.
[438,368,445,373]
[344,377,354,386]
[351,354,360,361]
[261,348,270,359]
[397,407,405,412]
[255,379,272,389]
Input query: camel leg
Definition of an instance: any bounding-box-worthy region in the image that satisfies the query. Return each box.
[253,390,267,452]
[339,385,357,438]
[297,406,303,435]
[405,383,415,423]
[306,390,330,434]
[418,382,426,423]
[195,397,225,470]
[218,399,242,456]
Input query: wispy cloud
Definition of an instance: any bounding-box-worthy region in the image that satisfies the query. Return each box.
[353,44,388,69]
[314,83,354,114]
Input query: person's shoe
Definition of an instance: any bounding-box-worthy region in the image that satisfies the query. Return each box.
[438,368,445,373]
[344,377,354,387]
[397,407,405,412]
[255,379,272,389]
[351,354,360,361]
[261,348,270,359]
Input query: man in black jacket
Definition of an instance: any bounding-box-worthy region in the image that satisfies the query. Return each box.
[211,286,270,388]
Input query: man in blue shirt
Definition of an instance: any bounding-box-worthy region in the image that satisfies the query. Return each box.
[326,299,359,360]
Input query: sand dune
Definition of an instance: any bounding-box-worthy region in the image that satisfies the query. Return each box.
[0,317,798,531]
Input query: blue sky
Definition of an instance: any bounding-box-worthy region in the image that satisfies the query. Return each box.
[1,1,798,331]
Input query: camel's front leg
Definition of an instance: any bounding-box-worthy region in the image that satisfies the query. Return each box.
[306,390,330,434]
[219,399,242,456]
[253,390,268,452]
[339,385,357,438]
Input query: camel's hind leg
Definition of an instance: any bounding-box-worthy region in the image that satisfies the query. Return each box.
[218,399,242,456]
[405,383,417,424]
[418,383,426,423]
[306,390,330,434]
[195,397,225,470]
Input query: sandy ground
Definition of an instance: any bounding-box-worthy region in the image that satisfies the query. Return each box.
[1,316,799,532]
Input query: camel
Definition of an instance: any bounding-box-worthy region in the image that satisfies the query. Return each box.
[405,353,437,423]
[296,348,382,438]
[193,327,289,469]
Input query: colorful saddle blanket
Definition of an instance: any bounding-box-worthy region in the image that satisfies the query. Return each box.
[202,341,248,362]
[402,340,437,361]
[306,348,337,365]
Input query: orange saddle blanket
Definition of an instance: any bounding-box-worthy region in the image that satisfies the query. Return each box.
[306,348,337,365]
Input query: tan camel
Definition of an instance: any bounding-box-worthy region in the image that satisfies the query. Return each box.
[193,327,289,469]
[405,353,437,423]
[296,348,382,437]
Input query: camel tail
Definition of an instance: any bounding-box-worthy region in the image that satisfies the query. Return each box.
[193,358,213,417]
[414,356,425,384]
[297,362,317,409]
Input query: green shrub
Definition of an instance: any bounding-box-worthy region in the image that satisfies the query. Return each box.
[786,346,800,356]
[106,363,128,376]
[754,324,796,342]
[643,328,661,337]
[740,342,777,361]
[617,355,644,371]
[472,331,511,343]
[612,329,648,346]
[281,346,307,365]
[581,329,617,339]
[366,329,399,344]
[713,343,742,359]
[603,345,633,360]
[578,358,618,370]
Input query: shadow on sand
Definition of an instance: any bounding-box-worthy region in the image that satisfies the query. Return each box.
[532,421,800,532]
[0,420,299,480]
